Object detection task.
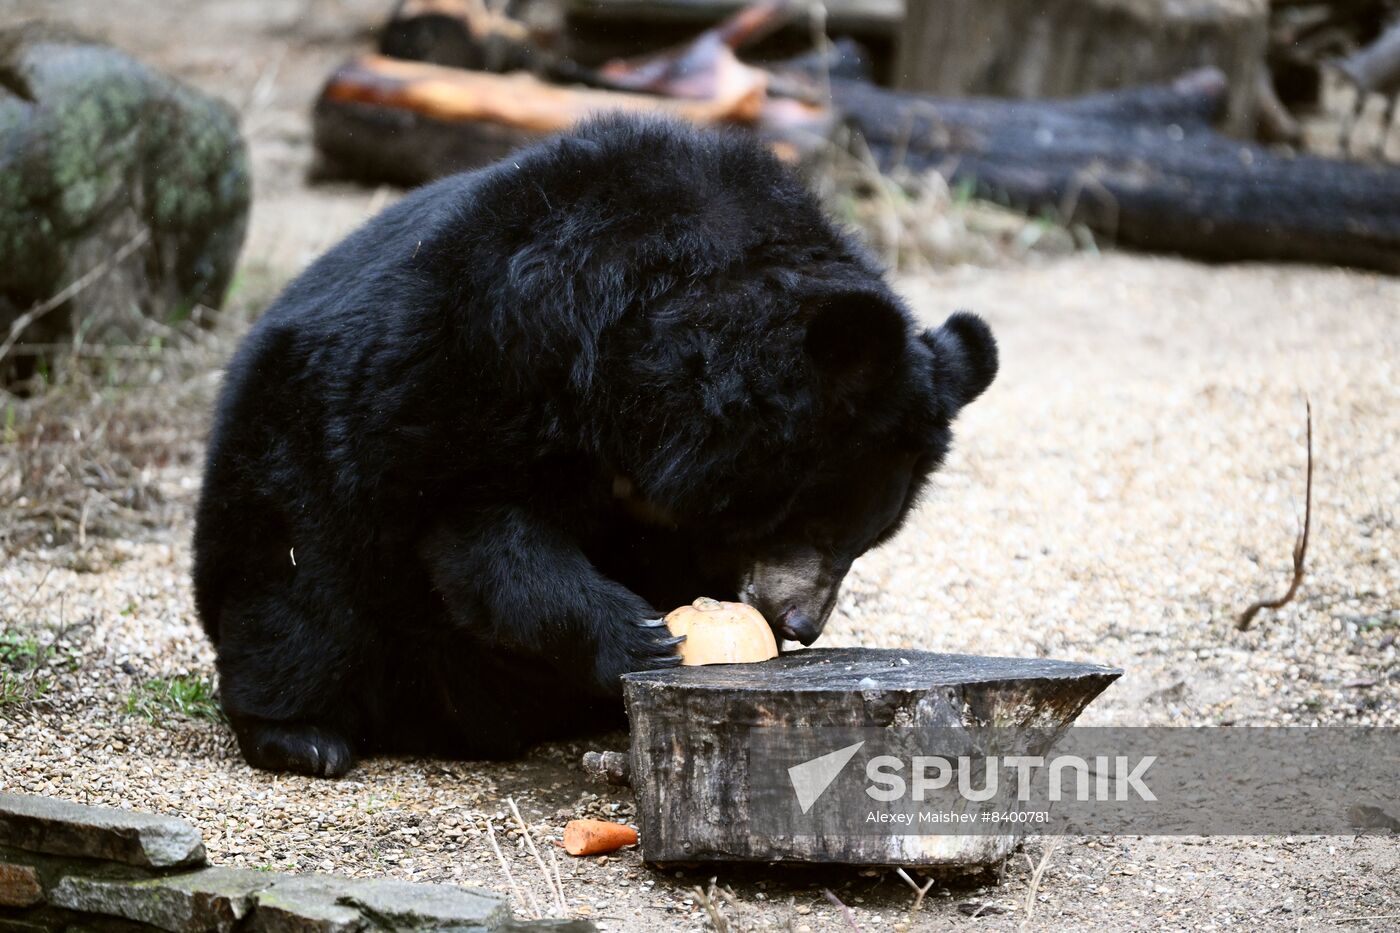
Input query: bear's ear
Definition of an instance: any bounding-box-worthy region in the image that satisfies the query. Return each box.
[804,291,908,401]
[922,311,998,409]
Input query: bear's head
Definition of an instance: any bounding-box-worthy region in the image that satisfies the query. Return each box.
[732,303,997,644]
[599,282,998,648]
[462,115,998,647]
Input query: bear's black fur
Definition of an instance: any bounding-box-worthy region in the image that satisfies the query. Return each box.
[193,116,997,777]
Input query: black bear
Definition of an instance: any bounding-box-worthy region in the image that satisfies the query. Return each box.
[193,115,997,777]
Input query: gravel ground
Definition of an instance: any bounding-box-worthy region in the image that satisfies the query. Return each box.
[3,2,1399,930]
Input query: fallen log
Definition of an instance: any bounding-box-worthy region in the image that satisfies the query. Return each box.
[313,54,768,183]
[328,11,1400,274]
[313,54,831,184]
[835,70,1400,272]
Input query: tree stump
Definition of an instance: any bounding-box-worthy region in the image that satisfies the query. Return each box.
[895,0,1269,134]
[622,647,1119,866]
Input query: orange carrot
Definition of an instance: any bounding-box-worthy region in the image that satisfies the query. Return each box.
[562,819,638,856]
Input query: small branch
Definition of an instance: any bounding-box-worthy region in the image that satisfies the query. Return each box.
[547,845,566,919]
[484,817,541,920]
[1238,400,1314,631]
[507,797,567,916]
[1329,913,1400,926]
[0,229,151,366]
[822,889,863,932]
[580,749,632,786]
[894,868,933,913]
[693,878,731,933]
[1020,838,1060,930]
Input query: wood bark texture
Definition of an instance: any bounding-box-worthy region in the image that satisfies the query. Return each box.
[623,647,1119,865]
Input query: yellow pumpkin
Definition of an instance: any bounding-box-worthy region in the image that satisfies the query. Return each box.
[664,597,779,666]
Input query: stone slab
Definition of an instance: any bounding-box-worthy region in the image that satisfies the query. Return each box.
[0,795,205,869]
[335,876,510,930]
[250,875,366,933]
[49,867,267,933]
[0,794,591,932]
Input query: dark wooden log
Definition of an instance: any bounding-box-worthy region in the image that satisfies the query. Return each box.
[895,0,1269,135]
[315,43,1400,272]
[835,70,1400,273]
[622,648,1119,866]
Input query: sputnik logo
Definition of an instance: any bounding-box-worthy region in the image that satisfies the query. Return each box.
[787,741,865,813]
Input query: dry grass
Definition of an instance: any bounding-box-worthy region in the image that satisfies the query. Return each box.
[811,128,1090,273]
[0,264,283,562]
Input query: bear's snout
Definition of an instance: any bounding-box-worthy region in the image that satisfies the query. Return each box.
[740,547,848,648]
[775,608,823,646]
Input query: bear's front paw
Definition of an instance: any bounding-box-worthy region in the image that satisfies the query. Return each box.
[594,616,684,692]
[233,719,355,778]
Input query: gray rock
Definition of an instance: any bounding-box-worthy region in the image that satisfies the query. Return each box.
[50,867,269,933]
[250,875,365,933]
[335,876,510,931]
[0,861,44,907]
[0,794,206,869]
[0,22,250,384]
[0,795,589,932]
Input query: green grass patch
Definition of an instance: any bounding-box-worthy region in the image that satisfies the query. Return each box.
[0,631,53,713]
[0,632,45,667]
[125,675,224,723]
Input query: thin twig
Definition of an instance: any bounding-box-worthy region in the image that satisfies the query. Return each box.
[1021,838,1060,930]
[693,878,730,933]
[10,566,55,622]
[821,888,863,932]
[484,817,542,919]
[1238,400,1314,631]
[894,868,933,912]
[547,844,567,917]
[507,797,566,916]
[0,229,151,366]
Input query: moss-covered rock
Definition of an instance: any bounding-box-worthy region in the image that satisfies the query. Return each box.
[0,22,250,382]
